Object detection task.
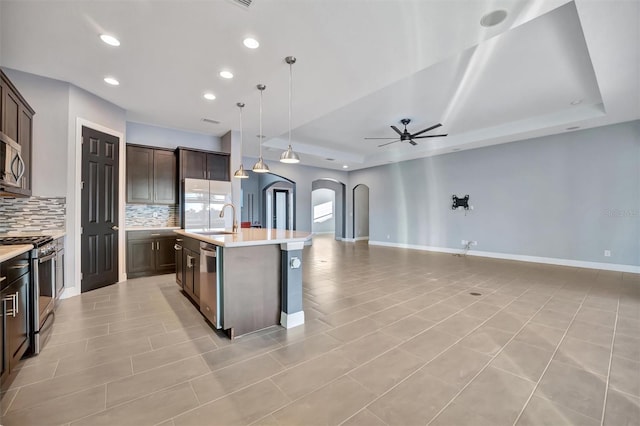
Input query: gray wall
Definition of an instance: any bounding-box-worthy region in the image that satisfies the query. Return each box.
[349,120,640,267]
[353,184,370,239]
[126,121,222,152]
[312,188,335,234]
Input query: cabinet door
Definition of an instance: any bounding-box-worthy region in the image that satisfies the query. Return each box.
[126,238,155,276]
[155,237,176,274]
[192,252,201,301]
[181,150,206,180]
[206,153,229,181]
[3,90,19,142]
[183,248,196,301]
[126,146,154,204]
[1,292,6,382]
[153,150,177,204]
[4,274,30,369]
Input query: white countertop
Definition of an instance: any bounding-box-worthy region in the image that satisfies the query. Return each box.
[0,244,33,263]
[126,226,181,231]
[175,228,312,248]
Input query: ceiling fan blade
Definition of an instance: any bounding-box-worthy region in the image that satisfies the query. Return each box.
[412,134,448,139]
[364,137,401,140]
[390,125,403,136]
[410,123,442,137]
[378,139,400,147]
[409,140,418,146]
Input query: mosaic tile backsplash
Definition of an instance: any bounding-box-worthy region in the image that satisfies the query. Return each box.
[0,197,66,232]
[125,204,178,227]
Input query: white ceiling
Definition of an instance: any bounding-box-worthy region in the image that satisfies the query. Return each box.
[1,0,638,171]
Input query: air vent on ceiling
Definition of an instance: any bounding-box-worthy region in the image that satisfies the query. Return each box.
[231,0,252,8]
[201,118,220,125]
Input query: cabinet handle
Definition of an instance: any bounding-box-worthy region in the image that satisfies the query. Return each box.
[2,294,16,317]
[151,233,161,236]
[186,255,194,268]
[9,263,29,270]
[0,276,6,283]
[14,291,18,315]
[151,242,155,251]
[174,244,182,251]
[176,239,183,242]
[156,242,160,250]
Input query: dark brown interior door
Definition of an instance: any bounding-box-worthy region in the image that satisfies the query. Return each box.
[81,126,119,293]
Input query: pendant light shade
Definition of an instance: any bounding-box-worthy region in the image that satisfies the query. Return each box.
[233,102,249,179]
[280,56,300,164]
[252,84,270,173]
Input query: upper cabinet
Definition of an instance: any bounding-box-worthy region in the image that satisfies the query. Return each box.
[126,144,177,205]
[177,147,229,181]
[1,70,34,197]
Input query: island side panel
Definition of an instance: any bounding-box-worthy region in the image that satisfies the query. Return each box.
[221,244,281,337]
[280,242,305,328]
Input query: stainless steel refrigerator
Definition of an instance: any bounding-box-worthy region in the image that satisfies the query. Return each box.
[183,179,233,230]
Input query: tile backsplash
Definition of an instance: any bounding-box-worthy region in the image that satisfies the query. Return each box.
[0,197,66,232]
[126,204,178,227]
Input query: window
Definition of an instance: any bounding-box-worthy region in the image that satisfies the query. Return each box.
[313,201,333,223]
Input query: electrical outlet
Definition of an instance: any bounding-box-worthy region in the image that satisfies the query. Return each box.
[604,250,611,257]
[471,241,478,246]
[386,234,390,239]
[152,212,159,218]
[461,239,468,245]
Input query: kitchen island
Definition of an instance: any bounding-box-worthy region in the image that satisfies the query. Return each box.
[174,228,311,338]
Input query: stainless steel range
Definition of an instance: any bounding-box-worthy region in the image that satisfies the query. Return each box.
[0,235,56,354]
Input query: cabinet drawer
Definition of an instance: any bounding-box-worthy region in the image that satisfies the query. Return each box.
[1,251,31,288]
[127,230,176,240]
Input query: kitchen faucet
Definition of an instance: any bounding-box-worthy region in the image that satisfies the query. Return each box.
[219,204,238,233]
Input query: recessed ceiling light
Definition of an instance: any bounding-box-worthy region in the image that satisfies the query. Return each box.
[243,38,259,49]
[342,165,349,169]
[566,126,581,130]
[480,10,507,27]
[219,71,234,79]
[570,99,583,105]
[100,34,120,46]
[104,77,119,86]
[203,92,216,100]
[325,158,335,161]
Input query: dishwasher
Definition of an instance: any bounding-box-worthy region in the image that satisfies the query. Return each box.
[199,242,221,329]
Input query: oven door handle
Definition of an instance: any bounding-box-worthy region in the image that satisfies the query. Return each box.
[39,253,56,263]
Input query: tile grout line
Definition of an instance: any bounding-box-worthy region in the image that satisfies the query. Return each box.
[599,297,621,426]
[510,293,590,426]
[423,291,558,426]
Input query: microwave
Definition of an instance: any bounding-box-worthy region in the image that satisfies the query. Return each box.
[0,131,25,188]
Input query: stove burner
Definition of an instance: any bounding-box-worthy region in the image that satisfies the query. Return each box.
[0,235,54,247]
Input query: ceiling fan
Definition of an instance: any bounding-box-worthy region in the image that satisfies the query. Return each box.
[365,118,447,147]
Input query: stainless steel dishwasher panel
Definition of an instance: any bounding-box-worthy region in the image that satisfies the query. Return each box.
[199,243,220,328]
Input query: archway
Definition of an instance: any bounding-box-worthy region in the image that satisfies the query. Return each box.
[241,172,296,229]
[353,184,370,240]
[311,178,346,240]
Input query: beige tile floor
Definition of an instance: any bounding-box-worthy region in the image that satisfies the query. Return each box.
[1,235,639,425]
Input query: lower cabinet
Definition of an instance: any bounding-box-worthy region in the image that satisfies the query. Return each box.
[175,238,184,289]
[1,252,31,386]
[182,247,200,304]
[126,230,177,279]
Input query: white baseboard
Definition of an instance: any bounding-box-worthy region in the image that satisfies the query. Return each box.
[368,240,640,274]
[280,310,305,329]
[342,237,369,243]
[60,286,81,299]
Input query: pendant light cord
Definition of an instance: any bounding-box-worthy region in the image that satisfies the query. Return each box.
[259,88,263,159]
[288,61,292,146]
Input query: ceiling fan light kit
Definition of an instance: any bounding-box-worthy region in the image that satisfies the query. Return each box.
[252,84,270,173]
[364,118,448,147]
[280,56,300,164]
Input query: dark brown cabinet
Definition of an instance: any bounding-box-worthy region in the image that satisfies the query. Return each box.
[126,145,177,205]
[177,148,230,181]
[1,250,31,386]
[175,238,184,289]
[126,230,177,278]
[1,70,34,197]
[182,247,200,304]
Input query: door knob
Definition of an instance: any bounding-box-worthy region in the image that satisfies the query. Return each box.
[112,225,119,230]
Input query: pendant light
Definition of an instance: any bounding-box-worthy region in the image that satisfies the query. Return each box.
[252,84,270,173]
[280,56,300,164]
[233,102,249,179]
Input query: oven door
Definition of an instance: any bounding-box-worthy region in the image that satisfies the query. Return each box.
[33,252,56,354]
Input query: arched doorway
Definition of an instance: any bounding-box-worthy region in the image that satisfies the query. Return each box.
[353,184,370,241]
[311,179,346,240]
[241,172,296,229]
[311,188,335,235]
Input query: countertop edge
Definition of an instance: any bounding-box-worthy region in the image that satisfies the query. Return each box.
[174,229,311,248]
[126,226,181,231]
[0,244,34,263]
